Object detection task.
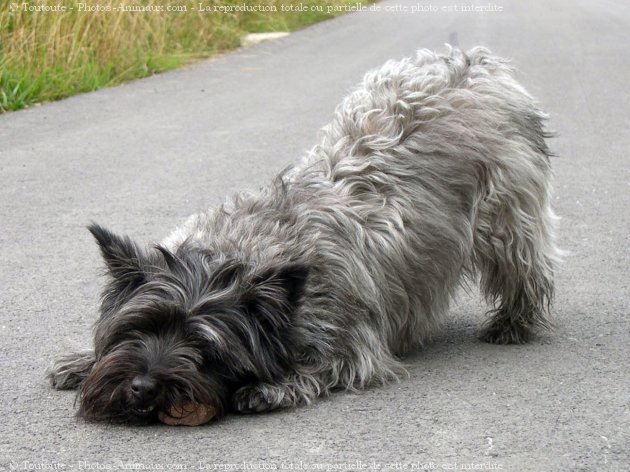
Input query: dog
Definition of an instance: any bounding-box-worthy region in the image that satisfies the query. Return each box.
[48,46,559,424]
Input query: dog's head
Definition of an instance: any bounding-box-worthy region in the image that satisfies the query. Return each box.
[78,223,308,424]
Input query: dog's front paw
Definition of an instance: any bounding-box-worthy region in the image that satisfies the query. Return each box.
[231,383,286,414]
[47,350,95,390]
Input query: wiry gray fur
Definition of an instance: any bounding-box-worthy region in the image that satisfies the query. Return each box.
[49,46,559,420]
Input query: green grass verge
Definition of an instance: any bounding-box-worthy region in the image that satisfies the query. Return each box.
[0,0,370,113]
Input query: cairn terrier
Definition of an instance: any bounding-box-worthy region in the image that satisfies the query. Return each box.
[49,46,559,424]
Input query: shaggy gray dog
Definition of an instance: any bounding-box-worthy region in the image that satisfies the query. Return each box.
[49,46,558,422]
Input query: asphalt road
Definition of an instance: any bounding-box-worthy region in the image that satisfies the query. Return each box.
[1,0,628,470]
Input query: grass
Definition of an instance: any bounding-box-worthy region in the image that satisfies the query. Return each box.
[0,0,369,113]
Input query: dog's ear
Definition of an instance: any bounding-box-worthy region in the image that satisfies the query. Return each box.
[249,263,310,311]
[240,263,309,378]
[87,223,146,284]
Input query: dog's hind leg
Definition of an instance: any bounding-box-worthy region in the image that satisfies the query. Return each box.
[474,152,559,344]
[47,350,95,390]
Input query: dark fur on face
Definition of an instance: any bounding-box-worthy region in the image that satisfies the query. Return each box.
[71,224,308,424]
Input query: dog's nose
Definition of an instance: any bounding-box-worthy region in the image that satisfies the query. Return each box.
[130,376,158,402]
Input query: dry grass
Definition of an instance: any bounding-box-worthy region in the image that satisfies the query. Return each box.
[0,0,367,112]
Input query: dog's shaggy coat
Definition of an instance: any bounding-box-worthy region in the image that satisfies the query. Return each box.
[49,46,559,422]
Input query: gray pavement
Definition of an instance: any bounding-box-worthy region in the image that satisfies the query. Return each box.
[1,0,628,470]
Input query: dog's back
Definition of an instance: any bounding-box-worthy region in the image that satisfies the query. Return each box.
[284,47,557,350]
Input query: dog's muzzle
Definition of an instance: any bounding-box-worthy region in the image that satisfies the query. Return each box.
[129,375,159,415]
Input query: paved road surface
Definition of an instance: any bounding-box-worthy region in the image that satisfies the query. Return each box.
[1,0,628,470]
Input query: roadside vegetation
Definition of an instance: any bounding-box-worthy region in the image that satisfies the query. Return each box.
[0,0,367,113]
